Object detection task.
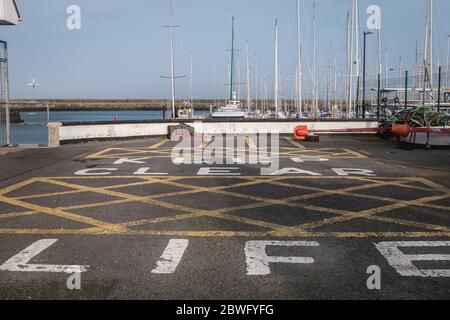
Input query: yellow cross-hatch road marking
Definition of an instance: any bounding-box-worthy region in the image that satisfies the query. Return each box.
[149,138,169,149]
[0,176,449,238]
[285,137,307,150]
[84,140,368,160]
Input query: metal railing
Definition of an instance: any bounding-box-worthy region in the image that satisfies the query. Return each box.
[366,69,449,105]
[357,67,450,119]
[9,101,50,146]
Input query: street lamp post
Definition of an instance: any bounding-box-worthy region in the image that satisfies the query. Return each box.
[362,31,373,119]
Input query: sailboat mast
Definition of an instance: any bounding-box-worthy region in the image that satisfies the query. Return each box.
[346,10,352,118]
[230,16,235,101]
[429,0,433,87]
[446,35,450,88]
[237,50,241,100]
[423,0,433,104]
[312,3,317,117]
[246,41,251,111]
[348,1,356,118]
[296,0,303,116]
[274,18,279,115]
[333,53,337,108]
[355,0,360,82]
[190,53,194,115]
[377,29,382,75]
[423,2,428,104]
[385,49,388,88]
[169,0,176,119]
[327,41,332,111]
[255,54,258,111]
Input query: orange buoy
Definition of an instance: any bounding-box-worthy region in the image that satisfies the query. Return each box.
[391,124,411,137]
[294,125,309,141]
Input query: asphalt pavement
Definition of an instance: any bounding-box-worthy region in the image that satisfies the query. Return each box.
[0,135,449,299]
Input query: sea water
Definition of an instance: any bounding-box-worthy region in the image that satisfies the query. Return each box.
[11,110,210,146]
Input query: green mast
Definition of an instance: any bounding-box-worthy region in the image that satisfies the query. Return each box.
[230,16,235,101]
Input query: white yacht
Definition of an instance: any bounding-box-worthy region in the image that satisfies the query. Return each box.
[211,93,247,119]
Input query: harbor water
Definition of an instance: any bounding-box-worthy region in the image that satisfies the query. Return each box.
[11,110,210,146]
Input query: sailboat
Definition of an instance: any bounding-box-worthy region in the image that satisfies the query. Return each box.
[211,17,248,119]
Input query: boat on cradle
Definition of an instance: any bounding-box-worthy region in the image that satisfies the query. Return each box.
[211,94,247,119]
[399,127,450,146]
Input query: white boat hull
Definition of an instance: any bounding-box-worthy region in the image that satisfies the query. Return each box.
[211,111,247,119]
[400,129,450,146]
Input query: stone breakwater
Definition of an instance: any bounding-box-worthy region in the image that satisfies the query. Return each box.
[9,99,299,112]
[9,99,217,112]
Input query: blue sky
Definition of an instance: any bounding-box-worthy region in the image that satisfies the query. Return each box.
[1,0,449,99]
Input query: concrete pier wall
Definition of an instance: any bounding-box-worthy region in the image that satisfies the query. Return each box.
[53,120,379,145]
